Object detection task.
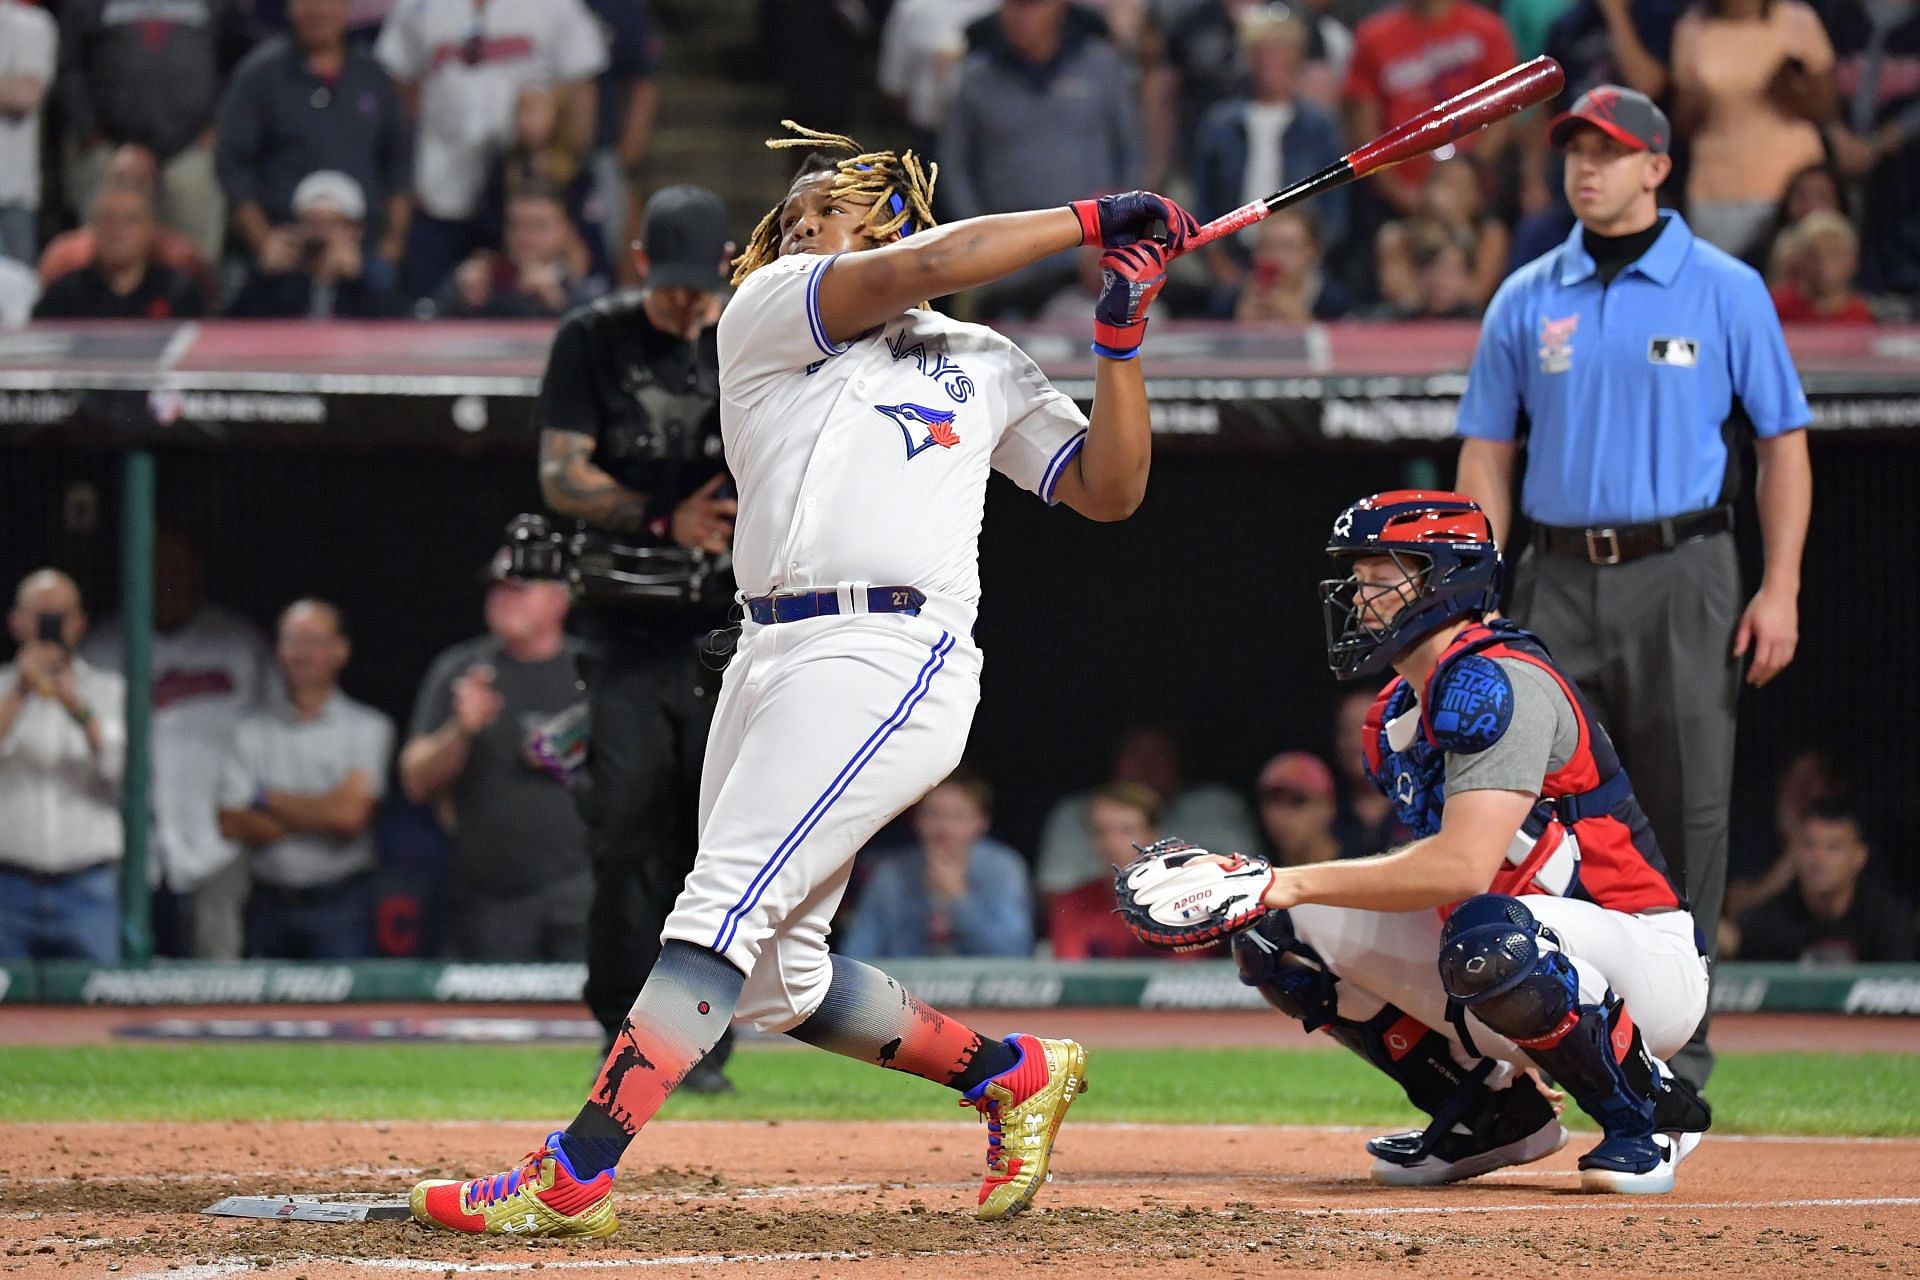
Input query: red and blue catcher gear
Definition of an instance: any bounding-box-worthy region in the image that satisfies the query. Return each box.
[1322,491,1503,681]
[1361,618,1683,918]
[1439,894,1672,1182]
[1091,241,1168,360]
[1361,679,1446,837]
[1427,620,1684,916]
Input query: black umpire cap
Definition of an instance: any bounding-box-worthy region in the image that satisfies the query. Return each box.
[641,185,732,292]
[1549,85,1671,156]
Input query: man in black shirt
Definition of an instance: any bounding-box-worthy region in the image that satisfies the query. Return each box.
[533,184,737,1092]
[34,187,205,321]
[1731,798,1916,964]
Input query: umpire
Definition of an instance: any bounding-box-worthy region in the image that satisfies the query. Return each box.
[532,185,738,1092]
[1452,87,1814,1097]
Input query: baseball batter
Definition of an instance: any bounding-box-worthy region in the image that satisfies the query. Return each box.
[411,122,1194,1237]
[1119,491,1711,1194]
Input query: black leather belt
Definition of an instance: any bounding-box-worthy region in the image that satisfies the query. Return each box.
[745,586,925,625]
[1532,505,1732,566]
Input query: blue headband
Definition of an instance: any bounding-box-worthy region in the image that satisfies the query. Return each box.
[852,163,913,236]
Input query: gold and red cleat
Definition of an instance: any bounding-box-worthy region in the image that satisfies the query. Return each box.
[963,1034,1090,1221]
[410,1131,617,1238]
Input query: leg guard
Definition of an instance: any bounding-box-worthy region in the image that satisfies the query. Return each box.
[1439,895,1672,1188]
[1234,914,1564,1184]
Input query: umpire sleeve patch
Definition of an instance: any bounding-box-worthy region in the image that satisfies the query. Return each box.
[1430,655,1514,753]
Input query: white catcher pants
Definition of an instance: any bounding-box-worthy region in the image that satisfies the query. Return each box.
[661,609,981,1033]
[1292,896,1710,1087]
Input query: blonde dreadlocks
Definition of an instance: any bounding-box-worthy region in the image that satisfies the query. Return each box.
[730,120,940,286]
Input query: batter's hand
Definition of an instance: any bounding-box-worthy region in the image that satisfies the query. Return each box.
[1069,191,1199,253]
[1092,241,1169,359]
[1734,585,1798,686]
[671,472,737,556]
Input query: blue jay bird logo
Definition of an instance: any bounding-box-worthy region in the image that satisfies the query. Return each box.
[874,402,962,459]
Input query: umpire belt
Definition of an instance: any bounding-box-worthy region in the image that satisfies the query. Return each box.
[1532,504,1732,566]
[744,584,925,626]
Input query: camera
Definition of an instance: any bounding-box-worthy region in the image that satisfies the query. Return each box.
[36,612,65,647]
[502,513,732,608]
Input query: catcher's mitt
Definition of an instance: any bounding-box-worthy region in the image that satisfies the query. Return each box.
[1113,838,1276,952]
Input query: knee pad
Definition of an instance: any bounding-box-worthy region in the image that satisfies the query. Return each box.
[1436,894,1577,1043]
[1232,911,1338,1031]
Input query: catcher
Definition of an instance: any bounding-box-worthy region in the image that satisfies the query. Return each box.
[1118,490,1711,1194]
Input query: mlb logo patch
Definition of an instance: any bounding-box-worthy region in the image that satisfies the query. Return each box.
[1649,337,1698,367]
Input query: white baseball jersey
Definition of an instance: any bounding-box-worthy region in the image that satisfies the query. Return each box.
[375,0,608,220]
[717,250,1090,633]
[660,250,1092,1022]
[84,605,272,892]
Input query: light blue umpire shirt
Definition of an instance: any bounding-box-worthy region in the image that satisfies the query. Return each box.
[1455,211,1813,529]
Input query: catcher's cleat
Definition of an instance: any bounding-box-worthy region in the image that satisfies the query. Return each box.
[410,1131,618,1238]
[963,1034,1089,1221]
[1369,1081,1569,1187]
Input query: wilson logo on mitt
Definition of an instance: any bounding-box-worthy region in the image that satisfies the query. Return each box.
[1112,838,1276,952]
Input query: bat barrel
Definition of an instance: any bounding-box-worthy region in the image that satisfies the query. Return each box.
[1347,56,1565,178]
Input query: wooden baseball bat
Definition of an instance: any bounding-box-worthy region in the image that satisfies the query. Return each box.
[1178,56,1566,254]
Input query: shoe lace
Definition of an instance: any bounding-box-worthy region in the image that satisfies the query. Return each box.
[962,1093,1009,1175]
[469,1146,546,1207]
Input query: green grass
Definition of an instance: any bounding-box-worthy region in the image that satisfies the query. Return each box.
[1,1045,1914,1136]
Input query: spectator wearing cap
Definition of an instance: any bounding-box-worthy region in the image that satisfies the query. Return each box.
[226,172,398,318]
[217,600,393,959]
[374,0,608,302]
[216,0,412,284]
[1190,2,1347,299]
[1255,751,1342,866]
[33,186,206,321]
[400,551,589,962]
[59,0,248,263]
[1454,84,1813,1095]
[1671,0,1837,260]
[434,184,602,318]
[0,0,57,265]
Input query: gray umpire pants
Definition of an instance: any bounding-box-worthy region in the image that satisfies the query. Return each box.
[1508,531,1741,1093]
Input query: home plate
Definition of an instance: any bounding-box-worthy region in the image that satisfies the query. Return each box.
[202,1195,412,1223]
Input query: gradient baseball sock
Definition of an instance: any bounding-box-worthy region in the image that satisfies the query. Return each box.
[558,940,744,1178]
[787,954,1020,1092]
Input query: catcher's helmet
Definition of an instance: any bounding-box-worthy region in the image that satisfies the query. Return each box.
[1320,490,1501,680]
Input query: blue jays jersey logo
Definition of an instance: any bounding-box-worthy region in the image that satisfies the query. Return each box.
[874,402,962,459]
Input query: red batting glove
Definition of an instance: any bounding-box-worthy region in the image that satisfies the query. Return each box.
[1091,240,1169,360]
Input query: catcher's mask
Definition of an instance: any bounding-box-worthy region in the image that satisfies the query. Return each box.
[1319,490,1501,680]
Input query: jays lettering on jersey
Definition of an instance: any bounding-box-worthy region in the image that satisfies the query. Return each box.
[716,251,1090,626]
[1455,212,1811,528]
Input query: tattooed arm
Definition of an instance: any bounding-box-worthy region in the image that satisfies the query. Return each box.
[539,428,649,532]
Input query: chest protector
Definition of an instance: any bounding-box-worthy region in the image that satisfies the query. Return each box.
[1362,621,1685,916]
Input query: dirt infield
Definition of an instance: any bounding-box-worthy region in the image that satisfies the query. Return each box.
[3,1118,1917,1279]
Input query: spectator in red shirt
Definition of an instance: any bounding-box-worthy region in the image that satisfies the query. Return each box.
[1768,210,1877,324]
[33,186,205,320]
[1047,781,1166,960]
[1343,0,1518,217]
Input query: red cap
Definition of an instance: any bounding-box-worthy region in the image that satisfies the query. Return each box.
[1258,751,1336,801]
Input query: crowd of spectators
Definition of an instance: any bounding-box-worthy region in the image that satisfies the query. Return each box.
[2,544,1914,964]
[2,0,658,322]
[4,0,1919,326]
